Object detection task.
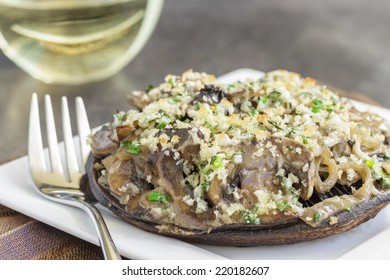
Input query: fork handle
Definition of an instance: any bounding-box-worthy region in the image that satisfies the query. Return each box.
[77,200,122,260]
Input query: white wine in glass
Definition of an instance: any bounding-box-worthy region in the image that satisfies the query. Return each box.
[0,0,163,85]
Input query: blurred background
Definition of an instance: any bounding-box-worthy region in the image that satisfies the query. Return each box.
[1,0,390,161]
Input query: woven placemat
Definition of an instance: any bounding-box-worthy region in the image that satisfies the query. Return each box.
[0,156,104,260]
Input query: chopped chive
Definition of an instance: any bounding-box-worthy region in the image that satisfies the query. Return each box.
[381,177,390,186]
[145,85,154,92]
[313,212,321,222]
[227,84,235,89]
[302,135,308,144]
[211,156,223,169]
[268,91,282,102]
[205,122,218,133]
[114,112,127,121]
[311,98,323,113]
[248,109,258,117]
[126,145,141,155]
[148,191,169,204]
[268,120,283,130]
[229,150,245,159]
[276,200,291,212]
[260,96,269,103]
[241,207,260,224]
[157,121,167,130]
[120,141,141,155]
[210,105,217,112]
[325,105,334,112]
[171,96,181,103]
[365,159,375,168]
[168,78,175,85]
[195,103,201,111]
[202,182,210,191]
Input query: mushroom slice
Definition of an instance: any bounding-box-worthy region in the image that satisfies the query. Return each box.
[238,136,316,202]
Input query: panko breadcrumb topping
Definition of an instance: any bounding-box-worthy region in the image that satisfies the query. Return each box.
[91,69,390,230]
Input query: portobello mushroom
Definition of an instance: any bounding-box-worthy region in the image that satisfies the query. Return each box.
[85,69,390,246]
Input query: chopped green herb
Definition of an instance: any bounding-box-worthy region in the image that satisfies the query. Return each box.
[120,141,141,155]
[260,96,269,103]
[248,109,258,117]
[313,212,321,222]
[229,150,245,159]
[114,112,126,122]
[145,84,154,92]
[211,156,223,169]
[268,120,283,130]
[286,127,297,137]
[365,159,375,168]
[311,98,323,113]
[276,200,291,212]
[168,78,175,85]
[202,182,210,191]
[210,105,217,112]
[241,207,260,224]
[195,103,201,111]
[171,96,181,103]
[205,122,218,134]
[227,84,235,89]
[385,151,390,160]
[268,91,282,102]
[325,104,334,112]
[148,191,169,204]
[157,122,167,130]
[302,135,308,144]
[344,207,351,212]
[381,177,390,186]
[126,145,140,155]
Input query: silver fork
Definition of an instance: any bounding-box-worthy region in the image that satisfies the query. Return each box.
[28,93,121,260]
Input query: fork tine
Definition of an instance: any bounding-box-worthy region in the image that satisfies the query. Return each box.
[62,96,79,182]
[28,93,47,175]
[75,97,91,171]
[44,94,63,175]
